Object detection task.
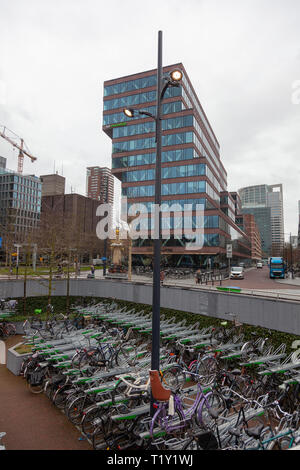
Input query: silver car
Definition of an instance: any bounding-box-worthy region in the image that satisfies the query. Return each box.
[230,267,244,279]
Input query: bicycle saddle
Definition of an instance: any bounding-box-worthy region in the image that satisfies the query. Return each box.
[228,427,241,438]
[245,424,264,439]
[208,408,220,420]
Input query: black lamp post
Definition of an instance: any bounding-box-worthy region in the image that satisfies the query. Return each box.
[124,31,182,413]
[100,175,109,276]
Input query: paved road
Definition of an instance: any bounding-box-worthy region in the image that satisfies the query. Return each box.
[217,266,300,290]
[0,336,91,450]
[127,266,300,292]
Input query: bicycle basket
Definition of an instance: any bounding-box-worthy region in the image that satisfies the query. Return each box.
[27,369,46,385]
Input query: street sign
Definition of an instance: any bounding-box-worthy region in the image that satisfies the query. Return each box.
[226,244,232,258]
[101,257,107,261]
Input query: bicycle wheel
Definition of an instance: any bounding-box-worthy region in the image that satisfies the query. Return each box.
[5,323,16,336]
[66,394,91,425]
[193,356,218,386]
[53,384,74,409]
[151,406,185,438]
[77,350,96,370]
[81,405,104,437]
[115,346,131,367]
[196,391,226,430]
[0,325,8,339]
[92,421,108,450]
[161,369,180,390]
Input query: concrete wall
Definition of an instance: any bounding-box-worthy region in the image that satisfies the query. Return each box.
[1,278,300,335]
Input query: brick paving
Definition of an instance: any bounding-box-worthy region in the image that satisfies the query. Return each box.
[0,336,91,450]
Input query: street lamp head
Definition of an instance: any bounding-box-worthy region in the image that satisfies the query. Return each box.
[169,69,183,83]
[123,108,135,118]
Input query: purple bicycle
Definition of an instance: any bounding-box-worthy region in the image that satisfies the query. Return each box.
[149,370,225,437]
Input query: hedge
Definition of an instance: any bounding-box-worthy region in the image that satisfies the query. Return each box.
[7,295,300,355]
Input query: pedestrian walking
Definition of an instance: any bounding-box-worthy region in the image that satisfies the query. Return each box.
[90,264,95,275]
[160,271,165,285]
[195,268,201,284]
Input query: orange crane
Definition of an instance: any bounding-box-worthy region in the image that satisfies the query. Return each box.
[0,125,37,173]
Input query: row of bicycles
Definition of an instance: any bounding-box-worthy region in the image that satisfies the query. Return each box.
[0,299,18,339]
[19,301,300,450]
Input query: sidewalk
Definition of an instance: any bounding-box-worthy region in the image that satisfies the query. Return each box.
[275,277,300,287]
[0,336,91,450]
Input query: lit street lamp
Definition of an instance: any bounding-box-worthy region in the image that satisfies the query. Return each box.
[123,30,182,414]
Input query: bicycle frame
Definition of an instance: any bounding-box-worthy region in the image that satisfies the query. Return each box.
[150,379,213,436]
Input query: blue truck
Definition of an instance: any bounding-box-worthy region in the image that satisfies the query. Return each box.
[269,257,285,279]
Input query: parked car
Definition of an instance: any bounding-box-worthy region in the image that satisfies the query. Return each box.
[230,266,244,279]
[256,262,263,268]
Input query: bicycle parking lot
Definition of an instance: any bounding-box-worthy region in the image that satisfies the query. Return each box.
[1,300,299,451]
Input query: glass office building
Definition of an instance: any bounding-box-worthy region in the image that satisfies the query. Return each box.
[0,167,42,242]
[239,184,284,257]
[103,64,251,267]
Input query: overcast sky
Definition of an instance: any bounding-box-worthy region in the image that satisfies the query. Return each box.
[0,0,299,238]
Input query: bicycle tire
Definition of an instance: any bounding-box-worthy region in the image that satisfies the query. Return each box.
[161,369,180,390]
[66,394,91,425]
[196,391,226,430]
[52,384,74,409]
[151,406,185,438]
[5,323,16,336]
[192,355,218,386]
[81,405,104,437]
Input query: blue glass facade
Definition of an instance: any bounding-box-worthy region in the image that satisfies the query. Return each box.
[0,168,42,240]
[103,64,251,267]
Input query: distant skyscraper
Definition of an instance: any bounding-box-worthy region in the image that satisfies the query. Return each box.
[238,184,284,257]
[86,166,114,204]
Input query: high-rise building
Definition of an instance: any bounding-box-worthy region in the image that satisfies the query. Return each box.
[0,167,42,242]
[86,166,114,204]
[103,63,251,268]
[238,184,284,257]
[40,173,65,196]
[236,213,262,261]
[0,156,6,169]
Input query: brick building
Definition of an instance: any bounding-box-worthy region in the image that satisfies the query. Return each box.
[41,193,104,260]
[40,173,65,196]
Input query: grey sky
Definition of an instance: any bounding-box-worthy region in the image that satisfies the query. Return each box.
[0,0,299,238]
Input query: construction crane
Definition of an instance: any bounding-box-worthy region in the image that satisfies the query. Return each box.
[0,125,37,173]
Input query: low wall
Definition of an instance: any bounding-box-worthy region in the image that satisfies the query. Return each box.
[0,278,300,335]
